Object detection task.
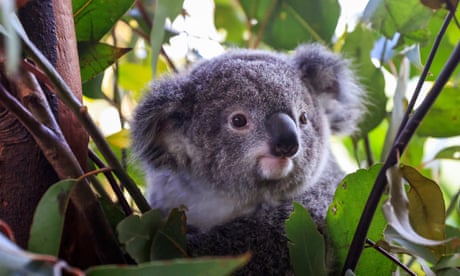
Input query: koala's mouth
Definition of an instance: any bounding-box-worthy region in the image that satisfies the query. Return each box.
[257,156,294,180]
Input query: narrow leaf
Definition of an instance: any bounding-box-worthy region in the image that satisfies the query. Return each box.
[285,202,327,276]
[150,0,184,76]
[434,146,460,160]
[78,42,131,82]
[106,129,131,149]
[28,179,77,256]
[86,254,250,276]
[73,0,135,42]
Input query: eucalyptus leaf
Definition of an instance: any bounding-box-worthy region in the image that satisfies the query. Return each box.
[285,202,327,276]
[418,86,460,137]
[239,0,339,49]
[86,254,250,276]
[150,0,184,76]
[364,0,433,42]
[106,129,131,149]
[341,24,386,136]
[402,165,446,244]
[151,208,187,260]
[434,146,460,160]
[28,179,77,256]
[327,165,394,274]
[383,166,447,246]
[73,0,135,42]
[78,42,131,83]
[117,209,164,263]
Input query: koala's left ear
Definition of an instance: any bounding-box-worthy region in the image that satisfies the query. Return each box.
[291,43,365,135]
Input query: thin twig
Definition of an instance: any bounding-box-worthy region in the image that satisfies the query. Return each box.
[342,40,460,274]
[89,150,133,216]
[252,0,278,48]
[363,135,374,167]
[366,239,416,276]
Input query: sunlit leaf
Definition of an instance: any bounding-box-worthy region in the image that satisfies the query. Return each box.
[418,86,460,137]
[79,42,131,82]
[327,165,394,274]
[151,208,187,260]
[73,0,135,42]
[86,254,250,276]
[150,0,184,76]
[214,0,246,45]
[117,209,163,263]
[434,146,460,161]
[106,129,131,149]
[383,166,447,247]
[118,62,152,93]
[28,179,77,256]
[285,202,327,276]
[364,0,433,42]
[341,24,386,136]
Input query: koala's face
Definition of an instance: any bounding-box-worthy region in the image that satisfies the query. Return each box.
[176,52,329,203]
[132,44,363,207]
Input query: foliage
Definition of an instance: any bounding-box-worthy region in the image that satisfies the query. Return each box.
[1,0,460,275]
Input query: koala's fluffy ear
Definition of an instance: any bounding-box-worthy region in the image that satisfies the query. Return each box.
[131,77,192,168]
[291,43,364,135]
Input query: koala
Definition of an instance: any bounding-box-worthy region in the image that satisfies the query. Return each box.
[131,43,364,275]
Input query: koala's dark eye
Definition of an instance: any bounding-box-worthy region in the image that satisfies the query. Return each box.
[299,112,308,125]
[231,114,248,128]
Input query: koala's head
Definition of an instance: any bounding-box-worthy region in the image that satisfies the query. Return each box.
[132,43,364,205]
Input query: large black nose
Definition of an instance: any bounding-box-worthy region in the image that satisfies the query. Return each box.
[265,113,299,157]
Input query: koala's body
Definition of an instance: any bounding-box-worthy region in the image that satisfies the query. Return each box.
[131,44,364,274]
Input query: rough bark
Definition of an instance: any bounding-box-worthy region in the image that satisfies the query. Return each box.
[0,0,59,249]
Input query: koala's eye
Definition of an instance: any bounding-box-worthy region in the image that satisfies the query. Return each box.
[299,112,308,125]
[231,113,248,128]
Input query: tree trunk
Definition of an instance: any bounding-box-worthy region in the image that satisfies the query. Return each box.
[0,0,60,249]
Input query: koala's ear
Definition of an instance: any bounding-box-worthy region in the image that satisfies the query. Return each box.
[131,77,192,168]
[291,43,365,135]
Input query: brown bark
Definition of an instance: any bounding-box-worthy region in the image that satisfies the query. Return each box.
[0,0,59,248]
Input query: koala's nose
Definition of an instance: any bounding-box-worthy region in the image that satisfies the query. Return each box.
[266,113,299,157]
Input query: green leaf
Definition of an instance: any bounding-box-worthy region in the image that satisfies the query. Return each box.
[150,0,184,76]
[364,0,433,42]
[73,0,135,42]
[28,179,77,256]
[117,209,163,263]
[151,208,187,260]
[86,254,250,276]
[341,24,386,136]
[118,62,152,94]
[239,0,339,49]
[402,165,446,255]
[434,253,460,270]
[434,146,460,160]
[285,202,327,276]
[418,86,460,137]
[214,0,246,45]
[383,166,446,246]
[82,72,105,98]
[106,129,131,149]
[326,165,394,274]
[78,42,131,82]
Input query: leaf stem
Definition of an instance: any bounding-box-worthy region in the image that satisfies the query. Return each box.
[365,239,416,276]
[342,40,460,274]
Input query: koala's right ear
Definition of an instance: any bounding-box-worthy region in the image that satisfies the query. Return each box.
[131,77,192,168]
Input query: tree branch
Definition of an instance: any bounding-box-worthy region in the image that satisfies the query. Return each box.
[343,40,460,274]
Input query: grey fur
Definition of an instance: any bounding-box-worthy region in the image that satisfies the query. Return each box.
[131,43,364,274]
